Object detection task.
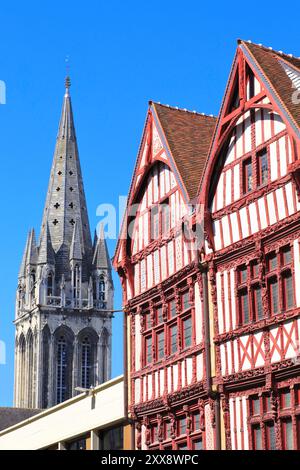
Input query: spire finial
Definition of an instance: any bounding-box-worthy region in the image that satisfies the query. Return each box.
[65,55,71,95]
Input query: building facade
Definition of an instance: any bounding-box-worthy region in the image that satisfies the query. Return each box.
[14,78,113,410]
[114,41,300,450]
[0,376,128,450]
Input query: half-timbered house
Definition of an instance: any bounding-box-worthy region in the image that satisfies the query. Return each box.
[114,40,300,450]
[201,40,300,450]
[113,102,216,450]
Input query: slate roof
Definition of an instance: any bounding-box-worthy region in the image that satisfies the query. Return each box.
[240,40,300,131]
[0,408,42,432]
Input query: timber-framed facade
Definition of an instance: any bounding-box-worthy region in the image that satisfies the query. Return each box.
[114,40,300,450]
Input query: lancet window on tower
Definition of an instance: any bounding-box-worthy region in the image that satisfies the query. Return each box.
[56,336,67,404]
[47,272,54,297]
[73,264,81,306]
[81,337,91,389]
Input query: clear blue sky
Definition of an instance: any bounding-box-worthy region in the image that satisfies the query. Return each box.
[0,0,299,406]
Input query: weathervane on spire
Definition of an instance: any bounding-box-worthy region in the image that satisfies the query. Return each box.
[65,55,71,92]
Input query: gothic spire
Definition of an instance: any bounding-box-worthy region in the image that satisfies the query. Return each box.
[39,77,92,279]
[92,224,112,270]
[70,220,83,261]
[18,230,31,278]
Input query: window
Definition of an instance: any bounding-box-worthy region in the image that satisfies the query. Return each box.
[252,425,262,450]
[81,337,91,389]
[265,423,276,450]
[183,317,192,348]
[193,439,203,450]
[251,396,260,416]
[282,271,294,310]
[156,307,163,325]
[157,331,165,360]
[239,289,250,324]
[280,389,291,409]
[151,206,160,240]
[257,149,268,186]
[237,261,264,325]
[178,416,187,435]
[56,336,67,404]
[73,264,81,302]
[193,412,200,431]
[182,291,190,311]
[268,277,279,314]
[169,299,176,319]
[145,336,152,364]
[47,272,54,297]
[253,285,263,320]
[243,158,253,194]
[249,394,276,450]
[282,419,293,450]
[161,199,170,235]
[266,246,294,315]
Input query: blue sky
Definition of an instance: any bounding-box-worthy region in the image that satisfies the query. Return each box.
[0,0,299,406]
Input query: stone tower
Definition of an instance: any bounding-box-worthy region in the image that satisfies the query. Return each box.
[14,78,113,409]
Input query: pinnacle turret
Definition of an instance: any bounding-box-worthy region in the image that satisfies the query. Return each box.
[92,224,112,271]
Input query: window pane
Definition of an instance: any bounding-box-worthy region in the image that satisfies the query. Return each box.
[178,416,186,435]
[151,207,159,240]
[170,325,177,354]
[258,149,268,186]
[251,397,260,415]
[157,331,164,360]
[283,272,294,310]
[240,290,250,324]
[183,317,192,348]
[243,159,252,193]
[169,300,176,318]
[254,286,263,320]
[269,278,278,314]
[281,389,291,408]
[161,201,170,234]
[267,253,277,271]
[282,420,293,450]
[178,443,188,450]
[253,426,262,450]
[145,312,151,330]
[252,261,259,278]
[182,292,190,310]
[156,307,163,324]
[193,440,203,450]
[282,246,292,265]
[266,423,276,450]
[193,412,200,431]
[239,265,247,283]
[146,337,152,364]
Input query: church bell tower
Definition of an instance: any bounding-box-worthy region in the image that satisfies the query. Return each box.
[14,77,113,409]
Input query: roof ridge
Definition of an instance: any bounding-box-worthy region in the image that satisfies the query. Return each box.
[238,39,300,64]
[150,101,217,119]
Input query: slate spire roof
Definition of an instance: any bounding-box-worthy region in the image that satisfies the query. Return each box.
[18,229,37,278]
[39,77,93,279]
[93,223,112,270]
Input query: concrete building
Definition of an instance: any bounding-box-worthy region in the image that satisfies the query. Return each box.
[14,77,114,409]
[0,376,129,450]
